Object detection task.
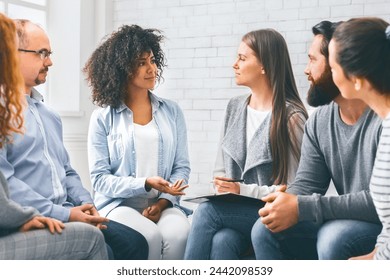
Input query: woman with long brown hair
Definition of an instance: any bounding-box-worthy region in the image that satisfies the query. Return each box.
[185,28,307,259]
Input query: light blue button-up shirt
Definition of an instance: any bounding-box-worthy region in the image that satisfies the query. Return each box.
[0,89,93,222]
[88,92,190,215]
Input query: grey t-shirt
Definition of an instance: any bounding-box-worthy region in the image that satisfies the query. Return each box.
[287,102,382,224]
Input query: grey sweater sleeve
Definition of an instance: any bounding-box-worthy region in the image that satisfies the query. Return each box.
[287,114,332,197]
[287,116,331,223]
[287,108,380,224]
[0,172,39,232]
[297,191,378,224]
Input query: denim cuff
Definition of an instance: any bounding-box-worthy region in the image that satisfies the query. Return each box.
[50,204,71,222]
[78,194,94,205]
[159,193,177,207]
[132,177,149,195]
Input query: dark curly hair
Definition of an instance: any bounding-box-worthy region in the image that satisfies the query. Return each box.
[83,25,166,108]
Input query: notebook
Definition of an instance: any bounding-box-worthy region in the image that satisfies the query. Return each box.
[183,192,265,207]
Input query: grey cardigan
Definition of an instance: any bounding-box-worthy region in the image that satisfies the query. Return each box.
[214,94,306,195]
[221,95,273,186]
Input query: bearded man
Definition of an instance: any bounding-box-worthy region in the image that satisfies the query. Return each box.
[251,21,382,260]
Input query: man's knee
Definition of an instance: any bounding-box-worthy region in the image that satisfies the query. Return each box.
[251,219,269,245]
[317,220,379,259]
[212,228,241,248]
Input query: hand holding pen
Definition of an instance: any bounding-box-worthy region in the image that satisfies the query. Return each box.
[212,176,244,194]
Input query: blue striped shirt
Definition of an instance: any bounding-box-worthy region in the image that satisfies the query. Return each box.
[370,113,390,259]
[0,89,93,222]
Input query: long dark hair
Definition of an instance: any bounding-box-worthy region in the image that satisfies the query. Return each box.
[83,24,167,108]
[242,29,308,184]
[332,17,390,94]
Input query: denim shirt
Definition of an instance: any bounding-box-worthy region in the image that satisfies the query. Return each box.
[88,92,190,215]
[0,89,93,222]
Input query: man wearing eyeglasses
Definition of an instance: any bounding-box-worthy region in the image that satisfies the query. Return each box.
[0,19,149,260]
[17,48,52,84]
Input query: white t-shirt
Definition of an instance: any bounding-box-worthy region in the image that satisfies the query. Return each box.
[134,120,159,198]
[246,105,270,147]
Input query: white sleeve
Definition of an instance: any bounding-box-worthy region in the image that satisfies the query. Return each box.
[239,183,278,199]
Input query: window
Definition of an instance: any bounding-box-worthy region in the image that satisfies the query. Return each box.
[6,0,47,27]
[2,0,48,95]
[2,0,89,115]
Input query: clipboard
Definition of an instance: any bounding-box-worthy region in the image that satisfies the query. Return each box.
[183,192,265,207]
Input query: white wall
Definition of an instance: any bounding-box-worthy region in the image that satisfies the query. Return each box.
[60,0,390,195]
[50,0,113,191]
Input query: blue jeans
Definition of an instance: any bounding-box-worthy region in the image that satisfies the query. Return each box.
[251,219,381,260]
[184,200,261,259]
[316,220,381,259]
[101,220,149,260]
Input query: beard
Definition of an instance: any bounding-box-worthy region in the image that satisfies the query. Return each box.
[34,67,49,86]
[306,65,340,107]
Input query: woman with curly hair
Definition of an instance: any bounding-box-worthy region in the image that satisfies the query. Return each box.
[0,13,107,259]
[84,24,191,260]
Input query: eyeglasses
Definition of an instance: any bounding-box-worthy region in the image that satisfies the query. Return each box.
[18,48,53,60]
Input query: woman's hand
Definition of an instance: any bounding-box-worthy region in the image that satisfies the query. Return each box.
[145,177,188,196]
[213,176,240,194]
[142,204,162,223]
[142,199,172,223]
[168,179,189,195]
[19,216,65,234]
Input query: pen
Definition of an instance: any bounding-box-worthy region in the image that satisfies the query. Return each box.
[210,179,244,183]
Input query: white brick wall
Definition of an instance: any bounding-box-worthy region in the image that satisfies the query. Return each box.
[112,0,390,197]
